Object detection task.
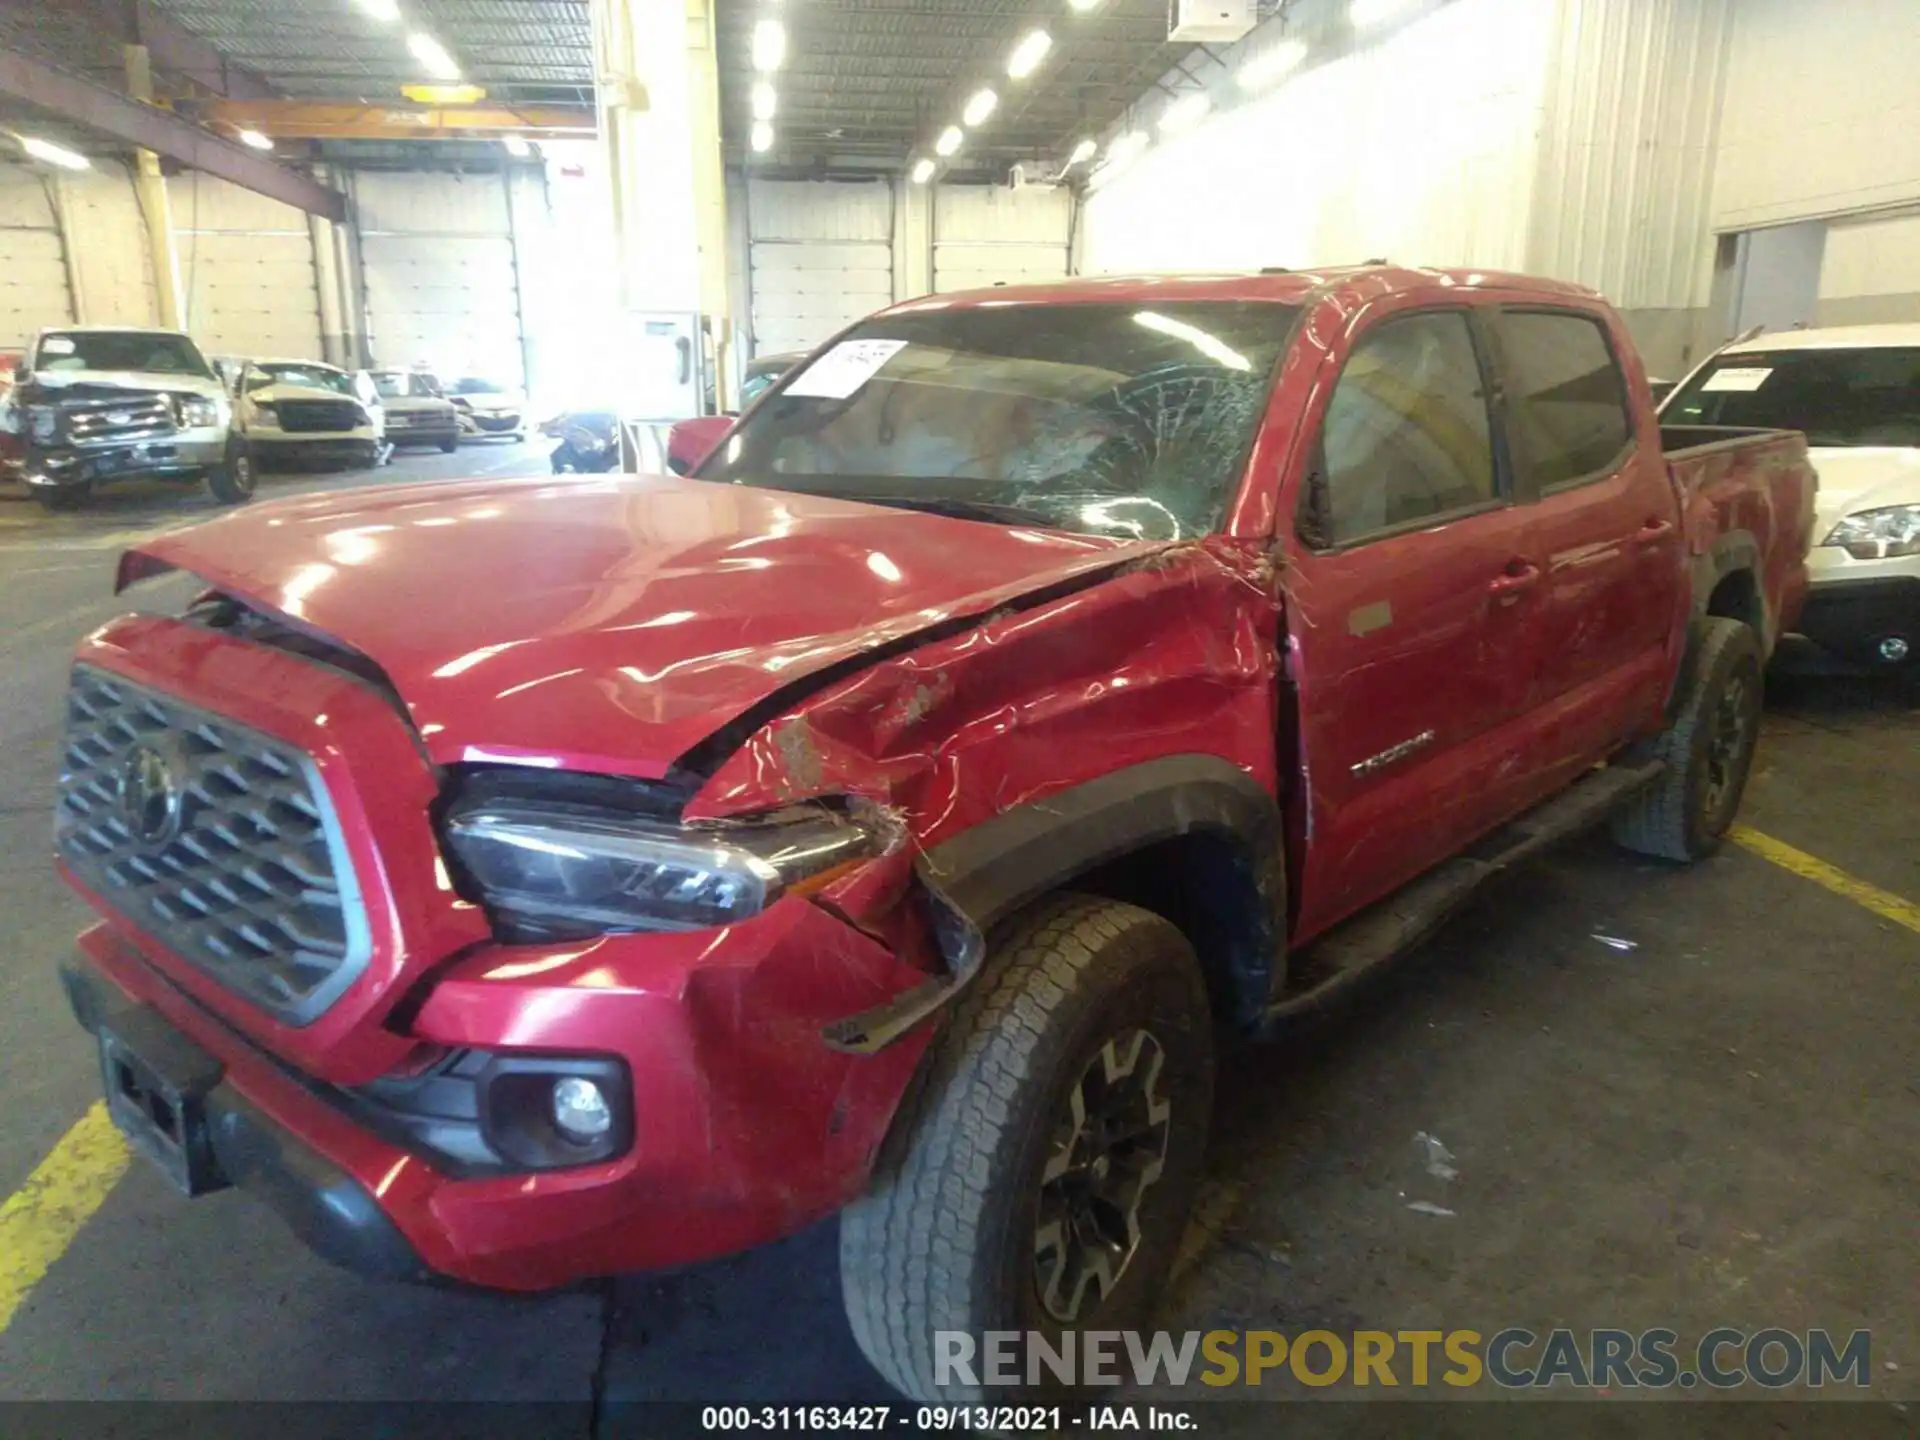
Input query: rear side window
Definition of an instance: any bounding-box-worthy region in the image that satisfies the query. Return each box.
[1499,311,1634,489]
[1316,311,1497,545]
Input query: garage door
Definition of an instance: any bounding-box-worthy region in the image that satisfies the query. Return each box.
[747,180,894,357]
[0,163,73,348]
[932,186,1070,296]
[354,172,526,387]
[170,174,321,360]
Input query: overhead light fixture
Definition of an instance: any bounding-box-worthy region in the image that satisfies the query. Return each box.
[752,19,787,72]
[1159,93,1212,135]
[935,125,963,157]
[1068,137,1097,165]
[1068,0,1107,10]
[910,158,936,184]
[752,81,778,122]
[751,120,775,153]
[1007,29,1053,80]
[19,136,89,170]
[1238,38,1309,91]
[962,89,999,127]
[502,134,532,157]
[403,83,487,104]
[237,128,274,151]
[407,33,460,81]
[1351,0,1417,26]
[1105,130,1149,168]
[353,0,400,20]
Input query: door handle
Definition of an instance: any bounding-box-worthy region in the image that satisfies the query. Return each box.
[1634,518,1676,545]
[1488,560,1542,599]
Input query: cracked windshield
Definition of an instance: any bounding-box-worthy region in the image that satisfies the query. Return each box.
[698,301,1299,540]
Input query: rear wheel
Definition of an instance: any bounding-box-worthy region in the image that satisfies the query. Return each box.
[439,436,459,454]
[840,894,1214,1403]
[204,437,257,504]
[1612,616,1763,861]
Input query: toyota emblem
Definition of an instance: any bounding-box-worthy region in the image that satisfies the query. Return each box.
[118,744,183,846]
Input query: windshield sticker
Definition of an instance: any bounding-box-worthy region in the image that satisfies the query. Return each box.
[39,336,75,356]
[1701,366,1773,393]
[785,340,909,400]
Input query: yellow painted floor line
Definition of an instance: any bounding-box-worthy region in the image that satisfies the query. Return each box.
[1731,825,1920,937]
[0,1102,130,1335]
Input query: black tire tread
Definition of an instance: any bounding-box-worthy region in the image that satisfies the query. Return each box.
[840,894,1199,1403]
[1611,616,1761,861]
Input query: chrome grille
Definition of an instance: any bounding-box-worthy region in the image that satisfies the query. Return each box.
[56,666,370,1026]
[64,395,176,447]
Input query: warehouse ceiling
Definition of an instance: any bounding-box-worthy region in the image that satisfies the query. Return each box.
[719,0,1220,177]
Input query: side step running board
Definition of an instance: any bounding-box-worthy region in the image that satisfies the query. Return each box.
[1263,760,1665,1025]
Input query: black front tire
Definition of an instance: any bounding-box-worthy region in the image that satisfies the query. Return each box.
[841,894,1214,1403]
[205,437,257,504]
[38,482,92,512]
[439,437,459,454]
[1612,616,1763,862]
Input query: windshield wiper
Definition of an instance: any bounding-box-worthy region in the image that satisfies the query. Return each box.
[840,493,1065,528]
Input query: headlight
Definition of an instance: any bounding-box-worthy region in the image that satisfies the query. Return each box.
[251,402,280,428]
[1823,504,1920,561]
[27,406,57,441]
[444,795,877,940]
[177,395,222,428]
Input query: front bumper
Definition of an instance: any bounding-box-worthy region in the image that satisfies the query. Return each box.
[385,422,460,446]
[1795,574,1920,666]
[25,427,225,487]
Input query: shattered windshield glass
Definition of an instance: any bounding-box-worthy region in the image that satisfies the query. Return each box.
[697,301,1299,540]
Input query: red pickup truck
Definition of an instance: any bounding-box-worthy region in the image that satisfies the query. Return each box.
[57,267,1813,1402]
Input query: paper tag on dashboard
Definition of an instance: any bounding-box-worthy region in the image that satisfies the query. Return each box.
[39,336,76,356]
[785,340,908,400]
[1701,366,1773,393]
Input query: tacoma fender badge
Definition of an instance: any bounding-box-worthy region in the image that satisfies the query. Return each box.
[1351,728,1436,777]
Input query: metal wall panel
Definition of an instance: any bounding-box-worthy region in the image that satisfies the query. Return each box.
[0,163,72,346]
[1713,0,1920,230]
[352,170,512,237]
[1526,0,1733,313]
[169,173,322,360]
[746,180,894,355]
[747,180,891,243]
[1080,0,1554,277]
[1816,209,1920,326]
[58,162,155,328]
[932,186,1071,294]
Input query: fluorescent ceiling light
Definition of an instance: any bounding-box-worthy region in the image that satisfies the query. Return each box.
[20,136,89,170]
[752,81,778,121]
[1007,30,1053,80]
[354,0,400,20]
[750,120,775,153]
[237,128,274,151]
[1159,93,1212,135]
[910,158,936,184]
[407,33,460,81]
[501,134,532,157]
[1135,311,1251,370]
[1238,38,1308,91]
[962,89,999,127]
[752,20,787,72]
[1351,0,1417,26]
[935,125,963,157]
[1069,138,1097,165]
[1068,0,1107,10]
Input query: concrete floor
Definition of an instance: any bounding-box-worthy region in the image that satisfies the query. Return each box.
[0,451,1914,1427]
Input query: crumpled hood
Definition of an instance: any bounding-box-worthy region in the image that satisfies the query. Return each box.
[253,380,367,409]
[1808,447,1920,536]
[126,474,1153,778]
[30,368,225,402]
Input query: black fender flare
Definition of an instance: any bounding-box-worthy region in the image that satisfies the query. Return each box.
[822,755,1286,1053]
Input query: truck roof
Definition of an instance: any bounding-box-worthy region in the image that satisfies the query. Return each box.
[884,265,1604,315]
[35,324,194,337]
[1723,323,1920,353]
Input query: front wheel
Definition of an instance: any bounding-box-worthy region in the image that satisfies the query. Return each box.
[37,481,91,512]
[841,894,1214,1403]
[439,437,459,454]
[204,437,257,504]
[1612,616,1763,861]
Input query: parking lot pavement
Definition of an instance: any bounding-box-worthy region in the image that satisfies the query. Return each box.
[0,452,1914,1421]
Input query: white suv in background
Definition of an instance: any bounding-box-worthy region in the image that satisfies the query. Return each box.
[1663,325,1920,671]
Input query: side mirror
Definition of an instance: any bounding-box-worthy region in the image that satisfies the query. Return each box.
[666,414,733,476]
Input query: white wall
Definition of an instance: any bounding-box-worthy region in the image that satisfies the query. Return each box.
[933,185,1072,294]
[1818,209,1920,326]
[57,160,159,331]
[170,173,322,360]
[1713,0,1920,230]
[0,163,74,348]
[1080,0,1556,276]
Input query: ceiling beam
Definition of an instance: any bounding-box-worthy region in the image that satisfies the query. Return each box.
[0,49,346,219]
[117,0,277,99]
[192,99,598,141]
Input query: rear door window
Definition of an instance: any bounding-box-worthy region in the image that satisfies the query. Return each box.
[1498,311,1634,490]
[1313,310,1499,546]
